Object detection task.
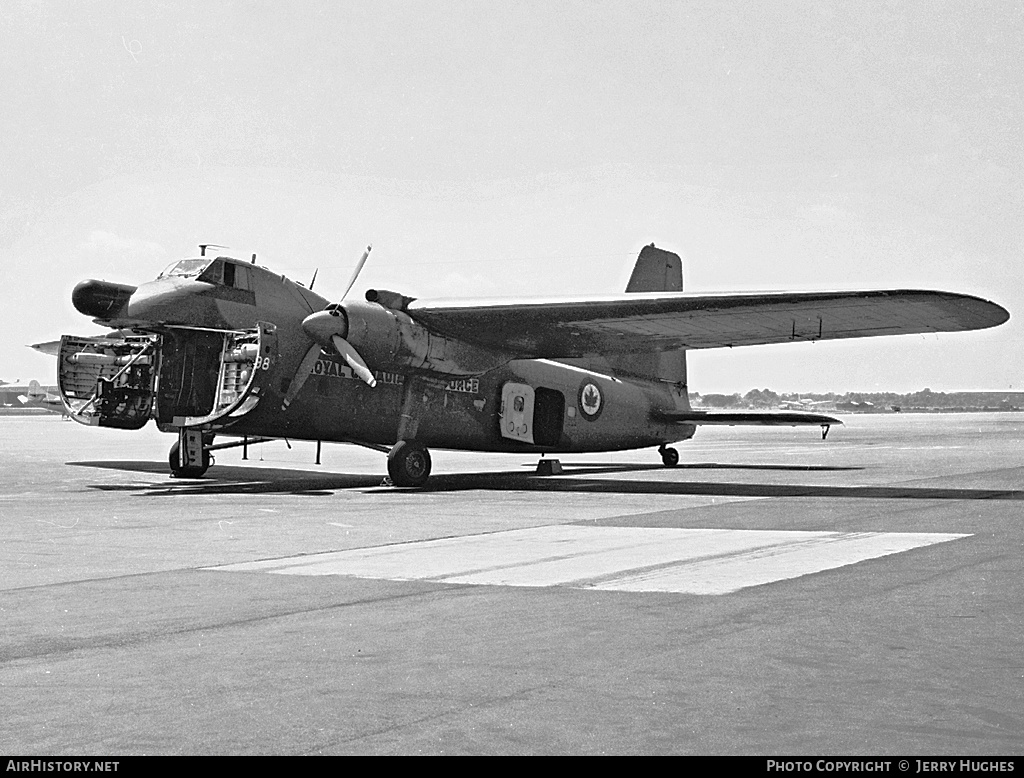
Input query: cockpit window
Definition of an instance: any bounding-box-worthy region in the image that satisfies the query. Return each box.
[157,259,212,279]
[198,258,252,290]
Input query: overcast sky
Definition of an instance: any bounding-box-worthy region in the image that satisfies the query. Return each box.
[2,0,1020,392]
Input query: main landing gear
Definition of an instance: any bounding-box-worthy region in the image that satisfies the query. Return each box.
[659,445,679,467]
[164,430,434,487]
[387,440,432,487]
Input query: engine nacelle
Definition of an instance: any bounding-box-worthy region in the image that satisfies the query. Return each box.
[341,300,506,377]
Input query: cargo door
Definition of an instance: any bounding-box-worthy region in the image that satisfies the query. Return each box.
[499,382,535,444]
[58,332,159,429]
[156,322,277,427]
[58,323,277,430]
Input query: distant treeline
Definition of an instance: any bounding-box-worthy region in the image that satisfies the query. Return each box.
[692,389,1024,412]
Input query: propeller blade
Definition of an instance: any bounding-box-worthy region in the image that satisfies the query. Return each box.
[281,343,324,409]
[339,245,372,301]
[332,335,377,387]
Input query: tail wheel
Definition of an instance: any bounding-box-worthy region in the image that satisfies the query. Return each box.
[168,440,212,478]
[660,446,679,467]
[387,440,431,487]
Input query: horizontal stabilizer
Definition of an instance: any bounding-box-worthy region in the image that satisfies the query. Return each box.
[652,409,842,427]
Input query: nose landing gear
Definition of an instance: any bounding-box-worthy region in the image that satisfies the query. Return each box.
[659,445,679,467]
[169,429,213,478]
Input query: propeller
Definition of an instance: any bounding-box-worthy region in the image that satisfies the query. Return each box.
[282,246,376,409]
[339,244,371,301]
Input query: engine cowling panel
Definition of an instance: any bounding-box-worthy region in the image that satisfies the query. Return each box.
[341,300,506,377]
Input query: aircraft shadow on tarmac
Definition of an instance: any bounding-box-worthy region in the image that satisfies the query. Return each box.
[68,459,1024,500]
[70,461,378,496]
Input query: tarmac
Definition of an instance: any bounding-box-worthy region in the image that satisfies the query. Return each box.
[1,413,1023,755]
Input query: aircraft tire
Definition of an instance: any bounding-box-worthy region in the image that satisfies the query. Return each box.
[168,440,211,478]
[387,440,431,487]
[660,446,679,467]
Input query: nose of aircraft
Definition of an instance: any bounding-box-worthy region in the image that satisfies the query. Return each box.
[72,280,138,320]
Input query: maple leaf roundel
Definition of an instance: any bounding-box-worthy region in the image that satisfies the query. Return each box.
[577,380,604,421]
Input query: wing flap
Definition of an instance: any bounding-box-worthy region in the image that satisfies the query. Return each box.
[407,290,1008,359]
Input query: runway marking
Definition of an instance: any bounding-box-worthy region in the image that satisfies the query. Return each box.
[209,526,969,595]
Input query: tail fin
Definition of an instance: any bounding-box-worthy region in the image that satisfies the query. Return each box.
[625,243,683,293]
[608,245,688,387]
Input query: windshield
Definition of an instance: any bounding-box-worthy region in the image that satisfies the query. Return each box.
[157,258,212,279]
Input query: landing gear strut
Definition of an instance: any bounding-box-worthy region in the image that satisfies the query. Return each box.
[387,440,432,487]
[169,429,213,478]
[659,445,679,467]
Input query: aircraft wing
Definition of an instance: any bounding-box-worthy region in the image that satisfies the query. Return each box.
[29,340,62,356]
[651,409,841,427]
[406,290,1008,358]
[30,329,142,357]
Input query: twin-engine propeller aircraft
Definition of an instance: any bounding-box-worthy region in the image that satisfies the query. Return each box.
[54,243,1008,486]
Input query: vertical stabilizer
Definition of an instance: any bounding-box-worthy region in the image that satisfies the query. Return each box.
[626,243,683,293]
[609,245,688,389]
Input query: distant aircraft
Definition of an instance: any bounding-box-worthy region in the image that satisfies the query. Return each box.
[17,380,66,415]
[0,378,61,415]
[779,397,834,411]
[48,243,1008,485]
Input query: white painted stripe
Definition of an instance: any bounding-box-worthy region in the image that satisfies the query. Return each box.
[439,527,813,588]
[590,531,963,595]
[210,526,969,595]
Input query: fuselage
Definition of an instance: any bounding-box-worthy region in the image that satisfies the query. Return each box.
[69,254,694,454]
